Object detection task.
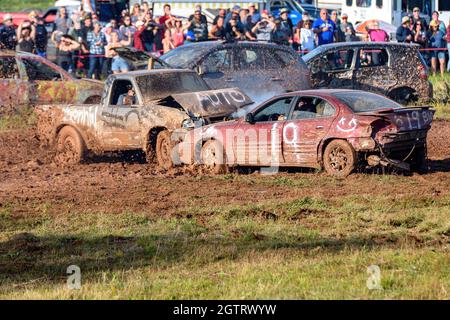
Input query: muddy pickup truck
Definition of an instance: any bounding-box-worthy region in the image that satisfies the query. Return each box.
[36,69,252,167]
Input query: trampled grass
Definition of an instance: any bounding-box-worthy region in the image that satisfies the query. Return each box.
[0,186,449,299]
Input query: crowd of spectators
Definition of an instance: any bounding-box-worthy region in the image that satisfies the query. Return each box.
[1,3,450,78]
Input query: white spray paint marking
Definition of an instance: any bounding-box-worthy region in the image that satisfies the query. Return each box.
[336,116,358,132]
[283,122,299,145]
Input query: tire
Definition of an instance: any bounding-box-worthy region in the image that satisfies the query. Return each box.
[156,130,175,170]
[410,147,428,174]
[323,140,356,178]
[55,126,86,165]
[200,140,227,174]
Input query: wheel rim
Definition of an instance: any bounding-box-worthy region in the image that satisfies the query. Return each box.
[202,144,219,167]
[328,146,349,172]
[57,136,78,163]
[159,136,172,164]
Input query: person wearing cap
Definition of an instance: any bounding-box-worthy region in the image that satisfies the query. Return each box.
[279,8,293,41]
[396,16,413,43]
[427,20,446,76]
[272,19,291,46]
[225,5,241,25]
[251,10,275,42]
[133,20,146,51]
[312,8,336,46]
[339,13,356,42]
[87,22,107,79]
[189,5,207,24]
[431,11,446,34]
[0,14,17,50]
[412,7,428,32]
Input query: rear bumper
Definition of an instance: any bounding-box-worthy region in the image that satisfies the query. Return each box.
[377,129,428,159]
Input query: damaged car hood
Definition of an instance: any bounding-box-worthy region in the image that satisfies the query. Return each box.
[157,88,253,117]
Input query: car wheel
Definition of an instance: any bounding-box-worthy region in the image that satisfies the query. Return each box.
[201,140,227,174]
[156,130,174,170]
[55,126,86,165]
[323,140,356,178]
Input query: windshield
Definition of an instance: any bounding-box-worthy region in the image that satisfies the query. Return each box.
[160,45,207,68]
[332,92,403,113]
[136,72,210,101]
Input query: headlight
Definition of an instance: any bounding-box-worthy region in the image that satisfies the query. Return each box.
[182,118,195,129]
[182,117,205,129]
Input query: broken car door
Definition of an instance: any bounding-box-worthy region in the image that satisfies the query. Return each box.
[283,96,337,166]
[233,96,294,166]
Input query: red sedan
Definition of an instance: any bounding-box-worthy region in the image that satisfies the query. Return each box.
[178,90,434,177]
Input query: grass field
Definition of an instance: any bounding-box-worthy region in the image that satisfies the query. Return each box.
[1,0,54,12]
[0,174,449,299]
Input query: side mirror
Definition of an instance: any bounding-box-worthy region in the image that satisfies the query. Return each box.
[245,113,255,124]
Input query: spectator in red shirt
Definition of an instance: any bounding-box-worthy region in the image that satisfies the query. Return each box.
[133,21,145,51]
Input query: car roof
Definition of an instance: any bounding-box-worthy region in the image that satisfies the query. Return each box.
[303,41,420,61]
[180,40,293,50]
[113,69,196,78]
[276,89,379,98]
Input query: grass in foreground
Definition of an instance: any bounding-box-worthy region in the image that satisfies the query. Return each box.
[0,182,449,299]
[1,0,53,12]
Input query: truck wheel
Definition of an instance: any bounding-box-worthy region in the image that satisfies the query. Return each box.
[156,130,175,170]
[323,140,356,178]
[201,140,227,174]
[55,126,86,165]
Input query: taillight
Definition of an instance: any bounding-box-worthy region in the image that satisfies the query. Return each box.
[418,64,428,80]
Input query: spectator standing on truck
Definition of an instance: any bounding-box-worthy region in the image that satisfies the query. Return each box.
[248,4,261,28]
[396,16,413,43]
[52,33,80,73]
[133,21,146,51]
[0,14,17,50]
[110,48,130,74]
[17,21,35,53]
[312,9,336,46]
[213,9,227,26]
[131,3,141,24]
[188,5,207,24]
[87,22,107,79]
[428,20,446,77]
[159,4,173,30]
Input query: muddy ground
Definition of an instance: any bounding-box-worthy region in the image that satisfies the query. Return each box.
[0,121,449,216]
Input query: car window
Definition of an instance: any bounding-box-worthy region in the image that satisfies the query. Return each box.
[20,58,62,81]
[0,57,19,79]
[200,49,232,73]
[236,48,264,70]
[358,48,389,68]
[312,49,355,73]
[110,80,137,106]
[291,97,336,120]
[332,91,402,113]
[253,97,293,122]
[264,49,296,69]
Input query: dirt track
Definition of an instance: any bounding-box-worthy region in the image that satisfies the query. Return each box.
[0,121,449,216]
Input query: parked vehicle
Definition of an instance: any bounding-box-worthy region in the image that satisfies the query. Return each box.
[160,41,311,104]
[302,42,433,104]
[178,89,434,177]
[0,50,103,110]
[35,69,252,168]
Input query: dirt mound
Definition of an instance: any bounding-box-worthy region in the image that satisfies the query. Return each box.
[427,120,450,159]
